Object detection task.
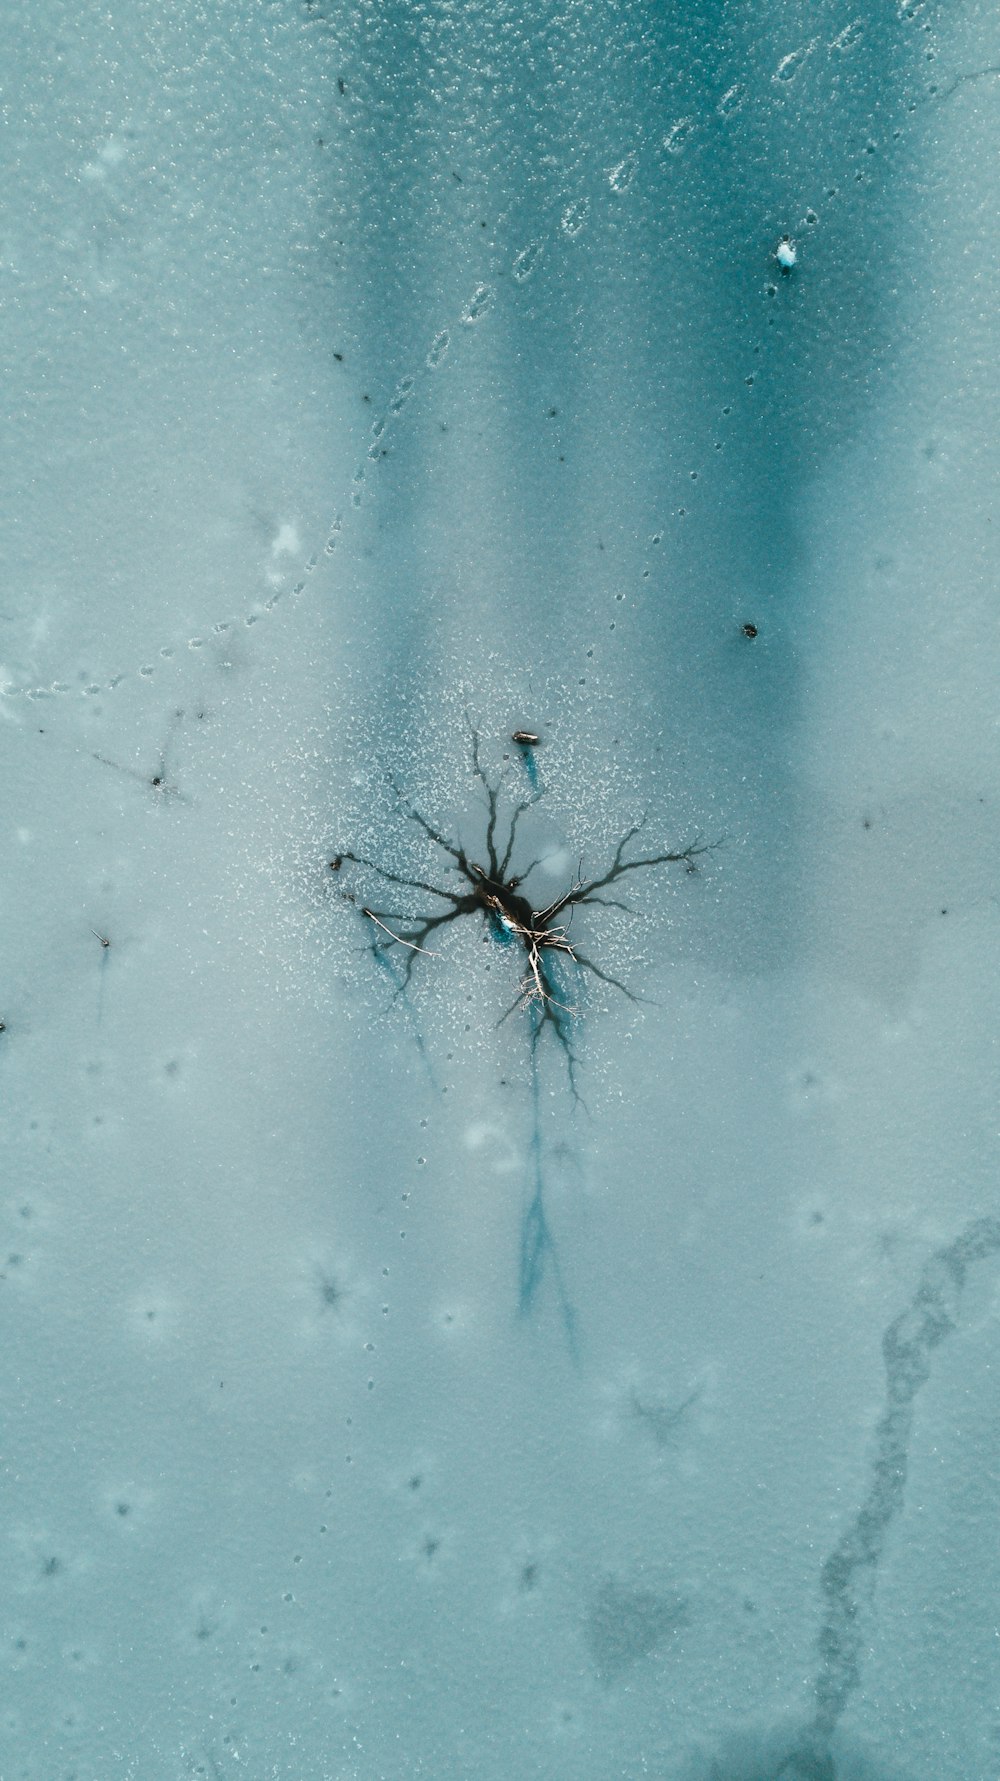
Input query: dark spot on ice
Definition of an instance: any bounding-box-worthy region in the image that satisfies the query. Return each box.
[586,1576,688,1682]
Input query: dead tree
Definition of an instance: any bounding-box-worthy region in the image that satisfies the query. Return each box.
[330,726,713,1350]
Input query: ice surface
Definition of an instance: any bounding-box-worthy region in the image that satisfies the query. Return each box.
[1,0,999,1776]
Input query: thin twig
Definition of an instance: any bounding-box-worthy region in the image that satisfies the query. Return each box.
[360,908,440,956]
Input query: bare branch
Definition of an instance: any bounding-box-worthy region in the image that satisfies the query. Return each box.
[340,891,469,992]
[335,850,465,903]
[533,882,583,924]
[360,909,440,955]
[529,994,584,1108]
[499,790,542,878]
[549,834,716,915]
[466,716,505,875]
[572,950,649,1005]
[388,777,467,866]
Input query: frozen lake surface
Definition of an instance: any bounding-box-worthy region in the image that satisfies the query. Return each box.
[1,1,999,1776]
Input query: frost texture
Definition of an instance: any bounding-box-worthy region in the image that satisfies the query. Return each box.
[1,0,998,1776]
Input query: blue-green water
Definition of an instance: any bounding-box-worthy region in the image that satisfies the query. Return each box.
[1,2,998,1775]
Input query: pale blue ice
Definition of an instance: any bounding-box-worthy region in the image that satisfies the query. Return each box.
[1,1,999,1776]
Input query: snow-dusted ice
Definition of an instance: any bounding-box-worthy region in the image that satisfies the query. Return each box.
[1,1,998,1777]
